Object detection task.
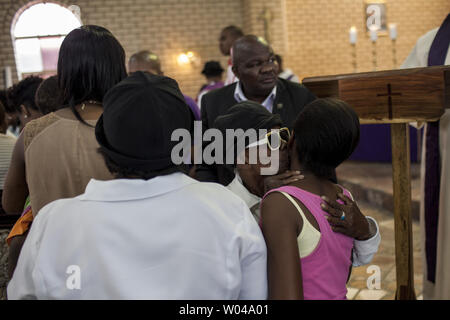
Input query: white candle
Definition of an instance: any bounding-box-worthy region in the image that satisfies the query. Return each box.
[4,66,12,89]
[349,26,357,44]
[389,23,397,40]
[369,26,378,42]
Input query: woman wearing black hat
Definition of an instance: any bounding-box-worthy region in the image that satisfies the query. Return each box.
[3,25,127,278]
[197,61,225,106]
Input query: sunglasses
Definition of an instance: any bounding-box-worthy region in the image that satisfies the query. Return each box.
[246,127,290,151]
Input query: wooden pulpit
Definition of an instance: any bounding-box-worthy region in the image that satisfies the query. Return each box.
[302,65,450,300]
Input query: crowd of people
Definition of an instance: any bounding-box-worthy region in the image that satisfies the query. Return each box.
[0,24,382,300]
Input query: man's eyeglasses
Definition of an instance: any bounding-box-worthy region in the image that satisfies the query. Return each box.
[246,127,290,151]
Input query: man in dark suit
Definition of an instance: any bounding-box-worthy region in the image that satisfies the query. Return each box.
[197,35,317,184]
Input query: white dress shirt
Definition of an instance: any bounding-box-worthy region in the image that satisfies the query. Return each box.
[233,81,277,113]
[225,64,238,85]
[8,173,267,300]
[226,173,381,267]
[227,173,262,221]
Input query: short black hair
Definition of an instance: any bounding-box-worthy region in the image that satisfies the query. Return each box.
[35,76,64,115]
[6,76,43,112]
[99,147,189,180]
[128,50,162,75]
[232,34,272,67]
[222,25,244,38]
[0,100,5,126]
[58,25,127,125]
[0,90,13,114]
[293,98,360,179]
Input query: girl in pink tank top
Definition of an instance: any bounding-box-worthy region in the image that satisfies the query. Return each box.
[263,185,354,299]
[260,98,361,300]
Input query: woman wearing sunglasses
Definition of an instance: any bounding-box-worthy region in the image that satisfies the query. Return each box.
[260,98,378,300]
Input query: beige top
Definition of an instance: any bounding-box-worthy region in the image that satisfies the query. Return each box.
[23,112,114,216]
[0,133,17,189]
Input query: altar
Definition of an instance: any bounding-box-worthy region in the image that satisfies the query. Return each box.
[350,124,420,162]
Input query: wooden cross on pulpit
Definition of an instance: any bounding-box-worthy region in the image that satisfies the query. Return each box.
[302,65,450,300]
[377,84,402,120]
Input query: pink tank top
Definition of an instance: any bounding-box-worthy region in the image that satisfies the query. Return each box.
[263,186,354,300]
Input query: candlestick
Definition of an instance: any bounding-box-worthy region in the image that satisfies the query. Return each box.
[388,23,398,68]
[372,42,377,71]
[349,26,357,45]
[368,25,378,71]
[351,44,357,73]
[391,39,398,68]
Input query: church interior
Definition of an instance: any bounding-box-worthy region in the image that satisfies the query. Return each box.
[0,0,449,302]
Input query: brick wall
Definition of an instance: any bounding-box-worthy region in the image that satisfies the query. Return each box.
[0,0,449,96]
[283,0,450,80]
[0,0,243,97]
[242,0,287,55]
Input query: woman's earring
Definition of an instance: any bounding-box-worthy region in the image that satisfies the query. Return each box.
[24,114,28,119]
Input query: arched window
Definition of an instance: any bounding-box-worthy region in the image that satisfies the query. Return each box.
[12,2,82,79]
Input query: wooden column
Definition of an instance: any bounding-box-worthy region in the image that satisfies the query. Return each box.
[390,123,416,300]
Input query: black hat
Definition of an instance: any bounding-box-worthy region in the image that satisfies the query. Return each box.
[201,61,224,77]
[214,100,283,139]
[95,71,194,171]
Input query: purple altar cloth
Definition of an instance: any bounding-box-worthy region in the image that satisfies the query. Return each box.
[349,124,420,163]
